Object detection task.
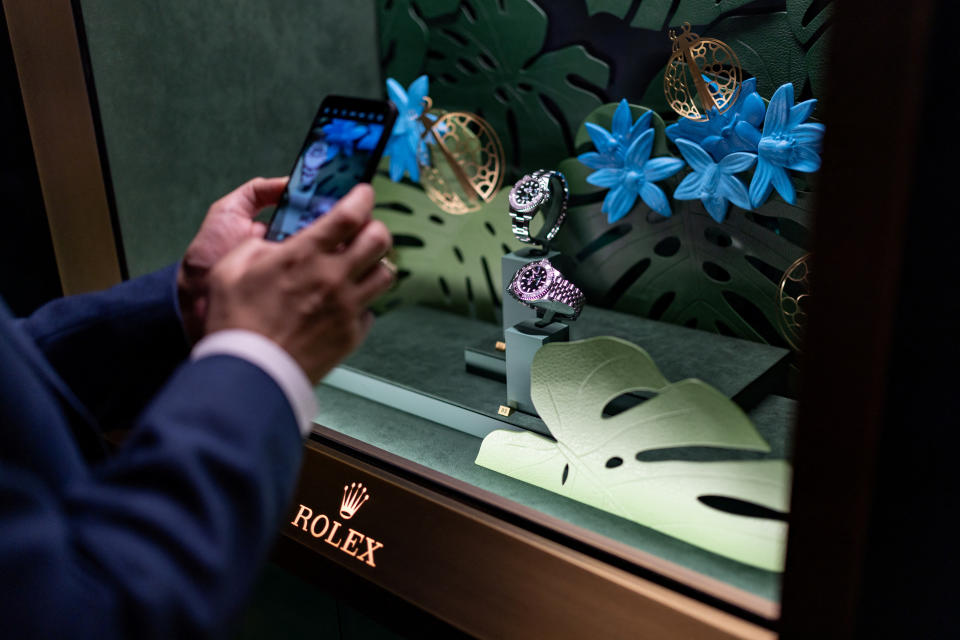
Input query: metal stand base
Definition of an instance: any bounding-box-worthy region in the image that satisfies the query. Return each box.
[505,319,569,415]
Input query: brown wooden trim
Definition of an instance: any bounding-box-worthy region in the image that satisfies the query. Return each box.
[779,0,935,636]
[282,439,776,640]
[2,0,121,294]
[312,423,779,622]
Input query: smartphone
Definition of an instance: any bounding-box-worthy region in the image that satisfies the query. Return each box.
[265,95,398,241]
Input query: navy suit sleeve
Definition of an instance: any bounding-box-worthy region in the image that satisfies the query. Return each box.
[0,355,303,639]
[18,265,190,429]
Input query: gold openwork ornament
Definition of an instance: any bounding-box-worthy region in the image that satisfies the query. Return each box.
[664,22,742,122]
[417,99,504,215]
[777,254,811,351]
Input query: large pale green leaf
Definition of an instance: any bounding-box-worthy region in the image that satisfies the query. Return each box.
[476,337,791,571]
[423,0,610,174]
[371,172,523,322]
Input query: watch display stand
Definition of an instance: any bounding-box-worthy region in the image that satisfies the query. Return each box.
[505,318,569,415]
[466,248,573,382]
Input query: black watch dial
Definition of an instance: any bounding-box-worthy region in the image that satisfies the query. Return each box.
[509,177,546,212]
[513,263,553,301]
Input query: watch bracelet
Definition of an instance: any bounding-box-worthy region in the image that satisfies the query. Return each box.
[545,276,585,319]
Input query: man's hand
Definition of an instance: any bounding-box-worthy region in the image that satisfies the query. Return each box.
[204,184,393,383]
[178,177,287,343]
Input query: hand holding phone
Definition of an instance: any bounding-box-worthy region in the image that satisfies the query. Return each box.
[266,95,398,241]
[208,184,394,382]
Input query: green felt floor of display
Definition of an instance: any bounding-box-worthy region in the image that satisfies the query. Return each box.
[326,305,790,438]
[313,305,795,603]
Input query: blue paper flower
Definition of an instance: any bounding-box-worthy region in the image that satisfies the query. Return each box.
[321,118,367,158]
[672,139,755,223]
[585,128,685,222]
[383,75,432,182]
[665,77,765,161]
[578,99,653,170]
[735,83,825,207]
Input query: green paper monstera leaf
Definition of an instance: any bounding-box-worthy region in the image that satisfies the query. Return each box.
[371,173,523,322]
[585,0,756,30]
[423,0,610,174]
[707,1,834,107]
[554,103,811,345]
[377,0,461,84]
[476,337,791,571]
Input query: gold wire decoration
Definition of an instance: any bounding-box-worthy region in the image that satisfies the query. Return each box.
[417,98,504,215]
[777,253,811,351]
[664,22,742,122]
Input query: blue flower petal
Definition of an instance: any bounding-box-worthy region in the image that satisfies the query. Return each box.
[718,152,757,174]
[769,165,796,204]
[664,122,683,144]
[741,90,766,128]
[673,171,705,200]
[763,83,794,136]
[735,121,762,148]
[604,185,638,223]
[406,75,430,114]
[787,99,817,130]
[625,110,653,148]
[674,138,714,172]
[719,174,752,210]
[386,78,408,109]
[389,158,404,182]
[640,182,671,217]
[625,128,655,167]
[586,168,625,188]
[791,123,826,147]
[612,99,632,140]
[788,145,821,172]
[577,151,622,169]
[407,159,420,183]
[700,135,727,160]
[702,196,729,223]
[749,158,776,208]
[586,122,619,155]
[644,156,685,182]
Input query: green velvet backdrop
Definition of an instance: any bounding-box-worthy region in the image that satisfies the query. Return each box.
[79,0,382,277]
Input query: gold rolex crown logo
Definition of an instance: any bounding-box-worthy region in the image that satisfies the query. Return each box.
[339,482,370,520]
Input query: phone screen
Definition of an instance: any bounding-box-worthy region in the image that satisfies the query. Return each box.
[266,98,395,241]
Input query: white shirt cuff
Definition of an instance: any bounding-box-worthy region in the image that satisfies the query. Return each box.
[191,330,317,437]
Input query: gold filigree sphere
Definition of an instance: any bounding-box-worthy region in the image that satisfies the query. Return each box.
[777,253,811,351]
[664,23,742,122]
[418,99,504,215]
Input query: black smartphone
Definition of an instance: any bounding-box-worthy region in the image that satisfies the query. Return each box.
[265,95,398,241]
